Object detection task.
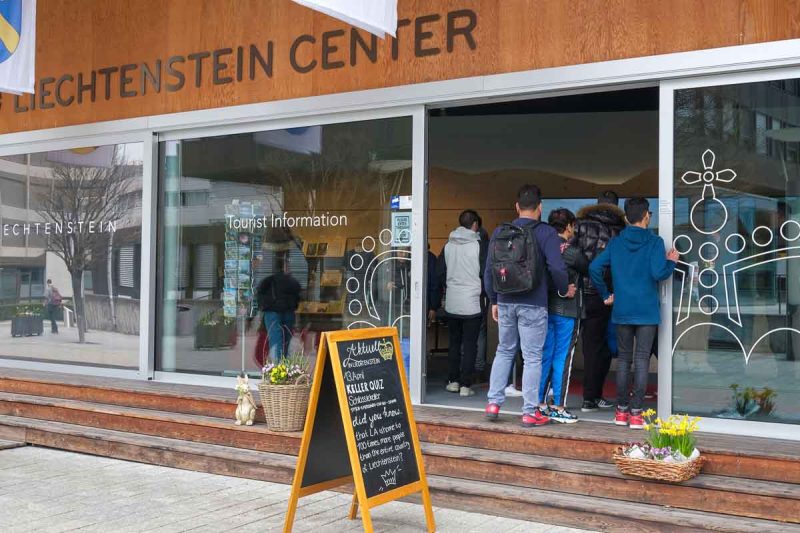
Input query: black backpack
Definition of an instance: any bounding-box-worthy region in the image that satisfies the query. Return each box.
[489,221,544,295]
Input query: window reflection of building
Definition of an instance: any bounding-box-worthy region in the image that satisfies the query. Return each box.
[672,77,800,424]
[157,118,413,376]
[0,145,144,368]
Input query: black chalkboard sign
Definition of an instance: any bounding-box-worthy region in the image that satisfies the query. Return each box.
[335,335,420,498]
[299,354,351,489]
[284,327,435,533]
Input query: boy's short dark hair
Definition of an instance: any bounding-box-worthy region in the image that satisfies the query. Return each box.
[517,184,542,210]
[547,208,576,233]
[459,209,480,229]
[598,190,619,206]
[624,197,650,225]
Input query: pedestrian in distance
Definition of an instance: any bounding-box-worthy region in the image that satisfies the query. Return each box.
[43,279,62,334]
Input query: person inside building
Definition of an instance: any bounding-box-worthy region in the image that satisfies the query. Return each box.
[539,208,588,424]
[589,197,678,429]
[427,242,439,324]
[475,215,490,380]
[256,255,302,360]
[574,190,626,413]
[436,209,487,397]
[484,185,570,427]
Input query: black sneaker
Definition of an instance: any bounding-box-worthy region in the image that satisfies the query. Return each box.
[581,400,599,412]
[597,398,615,409]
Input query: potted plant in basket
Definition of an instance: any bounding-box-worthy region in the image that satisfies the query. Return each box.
[259,354,311,432]
[194,310,237,350]
[613,409,704,483]
[11,305,44,337]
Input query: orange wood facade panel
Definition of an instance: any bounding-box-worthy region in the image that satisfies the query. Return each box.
[2,0,800,134]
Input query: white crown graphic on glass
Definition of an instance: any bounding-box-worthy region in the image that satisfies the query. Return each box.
[680,149,736,235]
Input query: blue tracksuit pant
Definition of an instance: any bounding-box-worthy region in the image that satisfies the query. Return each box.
[539,314,578,406]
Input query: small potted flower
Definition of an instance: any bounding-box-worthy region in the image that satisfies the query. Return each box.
[719,384,778,421]
[613,410,704,482]
[258,354,311,432]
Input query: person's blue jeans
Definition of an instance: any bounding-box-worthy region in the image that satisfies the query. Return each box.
[539,314,577,406]
[487,304,548,415]
[263,311,295,360]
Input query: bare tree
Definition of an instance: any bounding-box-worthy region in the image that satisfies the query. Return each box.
[36,149,136,343]
[257,127,407,220]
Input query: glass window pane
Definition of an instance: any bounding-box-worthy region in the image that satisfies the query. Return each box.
[673,77,800,425]
[156,117,414,377]
[0,143,144,368]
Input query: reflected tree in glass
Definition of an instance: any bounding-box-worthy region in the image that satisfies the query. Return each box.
[36,149,137,343]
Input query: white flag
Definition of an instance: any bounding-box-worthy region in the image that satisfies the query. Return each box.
[0,0,35,94]
[47,146,116,168]
[292,0,397,38]
[254,126,322,155]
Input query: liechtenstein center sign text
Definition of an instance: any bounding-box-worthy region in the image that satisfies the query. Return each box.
[2,9,476,113]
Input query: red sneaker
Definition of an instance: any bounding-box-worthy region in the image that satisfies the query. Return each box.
[485,403,500,420]
[614,408,630,426]
[521,409,550,428]
[629,412,644,430]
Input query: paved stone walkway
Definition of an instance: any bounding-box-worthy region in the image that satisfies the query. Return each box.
[0,447,590,532]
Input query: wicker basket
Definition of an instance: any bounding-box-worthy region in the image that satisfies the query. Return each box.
[613,447,705,483]
[258,378,311,432]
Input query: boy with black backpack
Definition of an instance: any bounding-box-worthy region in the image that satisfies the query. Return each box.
[484,185,570,428]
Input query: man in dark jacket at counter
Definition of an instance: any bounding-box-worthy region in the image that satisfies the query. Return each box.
[484,185,570,428]
[257,259,302,360]
[574,190,626,412]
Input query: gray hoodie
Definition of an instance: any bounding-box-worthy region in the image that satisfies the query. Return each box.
[439,226,484,317]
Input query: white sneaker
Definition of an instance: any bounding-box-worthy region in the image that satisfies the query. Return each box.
[445,381,460,393]
[504,385,523,397]
[460,386,475,397]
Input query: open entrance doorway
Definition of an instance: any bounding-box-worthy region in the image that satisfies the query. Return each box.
[425,87,659,422]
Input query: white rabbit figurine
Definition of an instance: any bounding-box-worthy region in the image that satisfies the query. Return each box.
[235,375,257,426]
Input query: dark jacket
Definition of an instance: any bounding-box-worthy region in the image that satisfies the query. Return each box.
[484,217,569,309]
[574,203,626,294]
[256,272,301,313]
[589,226,676,325]
[427,250,439,311]
[548,238,590,319]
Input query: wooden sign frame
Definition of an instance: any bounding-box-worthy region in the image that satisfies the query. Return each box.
[284,327,435,533]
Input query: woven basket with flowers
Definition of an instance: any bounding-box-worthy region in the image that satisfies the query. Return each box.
[613,410,705,483]
[258,354,311,432]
